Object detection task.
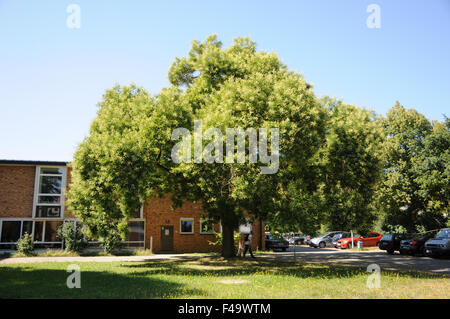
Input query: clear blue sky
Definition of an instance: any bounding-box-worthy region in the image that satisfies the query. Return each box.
[0,0,449,161]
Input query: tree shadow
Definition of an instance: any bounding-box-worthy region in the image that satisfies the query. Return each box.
[0,265,205,298]
[122,256,445,279]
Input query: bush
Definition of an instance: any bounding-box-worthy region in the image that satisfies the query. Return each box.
[17,233,34,255]
[57,221,87,253]
[101,231,122,253]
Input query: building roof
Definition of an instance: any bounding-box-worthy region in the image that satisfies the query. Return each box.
[0,159,68,166]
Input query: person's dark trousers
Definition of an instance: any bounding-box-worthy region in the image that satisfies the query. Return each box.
[243,245,255,258]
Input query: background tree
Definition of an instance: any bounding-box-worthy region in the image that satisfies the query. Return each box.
[319,98,385,233]
[377,102,448,232]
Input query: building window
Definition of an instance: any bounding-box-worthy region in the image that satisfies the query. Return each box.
[34,166,66,218]
[44,221,62,242]
[123,221,145,248]
[200,219,214,234]
[180,218,194,234]
[0,221,21,243]
[0,219,63,249]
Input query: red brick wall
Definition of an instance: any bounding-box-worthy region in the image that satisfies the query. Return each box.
[143,196,221,253]
[0,165,35,218]
[143,196,265,253]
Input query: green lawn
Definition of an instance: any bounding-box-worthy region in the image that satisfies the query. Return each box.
[0,257,448,299]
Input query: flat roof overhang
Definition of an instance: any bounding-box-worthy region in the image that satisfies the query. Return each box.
[0,159,68,166]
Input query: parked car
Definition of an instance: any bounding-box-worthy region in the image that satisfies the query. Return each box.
[400,231,438,256]
[424,228,450,258]
[288,234,307,245]
[331,232,352,247]
[309,231,345,248]
[337,232,383,249]
[265,233,289,252]
[378,233,413,254]
[304,235,314,246]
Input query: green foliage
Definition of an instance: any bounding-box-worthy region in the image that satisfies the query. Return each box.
[101,230,123,253]
[208,231,241,248]
[66,35,448,252]
[16,233,34,256]
[320,100,384,233]
[57,222,87,253]
[377,102,449,232]
[68,34,327,257]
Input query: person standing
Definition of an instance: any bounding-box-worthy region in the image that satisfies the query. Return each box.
[243,231,255,258]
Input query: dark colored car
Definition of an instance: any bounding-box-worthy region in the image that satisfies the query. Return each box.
[379,233,414,254]
[400,231,438,256]
[424,228,450,258]
[265,233,289,252]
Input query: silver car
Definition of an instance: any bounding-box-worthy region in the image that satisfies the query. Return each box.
[424,228,450,258]
[309,231,346,248]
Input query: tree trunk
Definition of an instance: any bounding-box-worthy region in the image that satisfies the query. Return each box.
[221,221,235,258]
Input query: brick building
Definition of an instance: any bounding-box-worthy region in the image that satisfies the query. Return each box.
[0,160,265,252]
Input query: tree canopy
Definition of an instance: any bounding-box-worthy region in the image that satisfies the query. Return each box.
[68,35,449,256]
[68,35,327,256]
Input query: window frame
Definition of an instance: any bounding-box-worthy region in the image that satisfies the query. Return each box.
[123,204,145,247]
[0,218,64,246]
[180,218,194,234]
[32,166,67,219]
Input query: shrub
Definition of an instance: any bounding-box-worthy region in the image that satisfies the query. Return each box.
[101,231,122,253]
[17,233,34,255]
[57,221,87,253]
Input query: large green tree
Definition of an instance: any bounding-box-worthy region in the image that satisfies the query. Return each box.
[68,35,327,257]
[378,102,448,232]
[320,98,385,233]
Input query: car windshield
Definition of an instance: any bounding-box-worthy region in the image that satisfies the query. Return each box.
[381,234,393,241]
[332,234,341,241]
[435,229,450,239]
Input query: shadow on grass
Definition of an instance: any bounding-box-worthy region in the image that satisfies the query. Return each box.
[122,257,445,279]
[0,266,205,299]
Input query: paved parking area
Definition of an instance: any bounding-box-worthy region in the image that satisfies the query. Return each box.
[260,245,450,275]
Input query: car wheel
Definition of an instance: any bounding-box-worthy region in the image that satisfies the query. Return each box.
[420,247,427,256]
[387,249,394,255]
[319,242,326,248]
[282,248,287,252]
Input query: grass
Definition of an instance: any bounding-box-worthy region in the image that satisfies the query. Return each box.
[8,248,154,258]
[0,256,448,299]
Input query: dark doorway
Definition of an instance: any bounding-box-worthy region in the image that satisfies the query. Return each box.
[161,226,174,251]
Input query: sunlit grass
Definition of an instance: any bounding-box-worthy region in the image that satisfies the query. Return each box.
[0,257,448,299]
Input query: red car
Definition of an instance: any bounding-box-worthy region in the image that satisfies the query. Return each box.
[336,232,383,249]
